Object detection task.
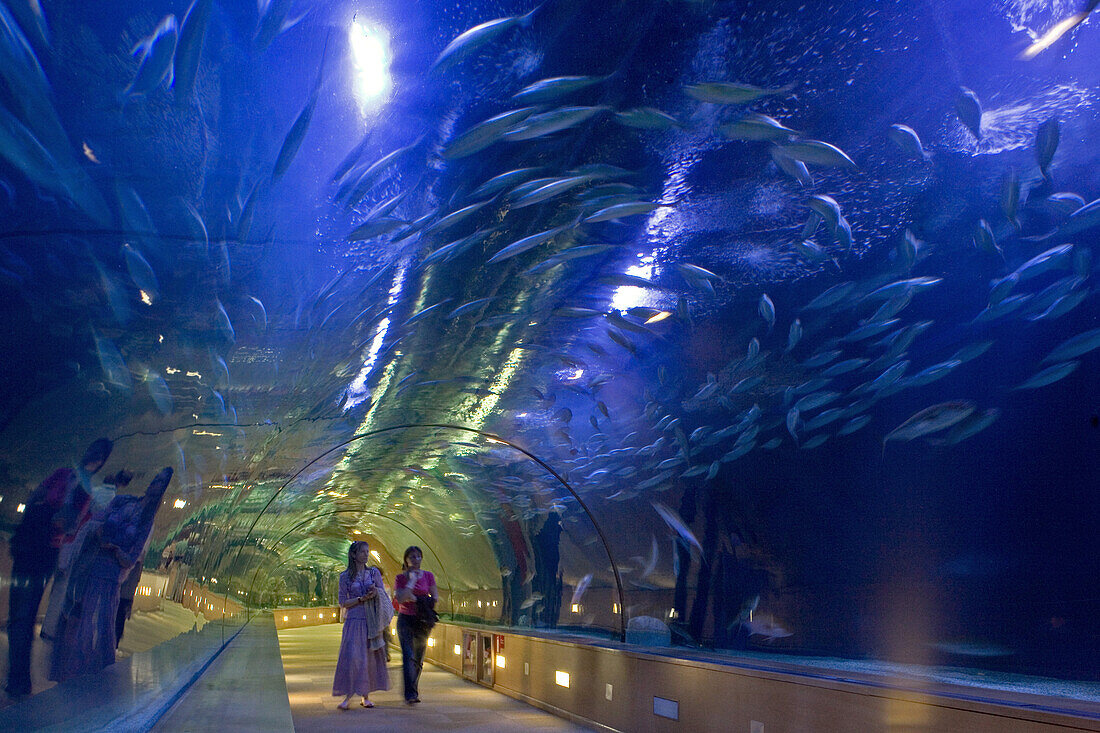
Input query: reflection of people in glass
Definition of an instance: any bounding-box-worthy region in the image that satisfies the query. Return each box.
[49,468,172,683]
[42,469,132,643]
[394,546,437,704]
[4,438,111,697]
[333,541,391,710]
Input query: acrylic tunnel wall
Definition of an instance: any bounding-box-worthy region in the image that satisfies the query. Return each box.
[1,0,1099,725]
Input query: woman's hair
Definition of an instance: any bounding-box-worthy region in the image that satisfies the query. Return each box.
[402,545,422,571]
[346,541,368,576]
[81,438,113,471]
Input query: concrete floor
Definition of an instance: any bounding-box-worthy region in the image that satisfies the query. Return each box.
[278,624,594,732]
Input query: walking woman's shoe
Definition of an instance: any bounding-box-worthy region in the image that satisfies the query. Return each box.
[337,699,350,710]
[360,699,374,708]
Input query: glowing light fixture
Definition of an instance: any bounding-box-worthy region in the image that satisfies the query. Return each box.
[348,21,391,114]
[495,655,506,669]
[427,637,435,647]
[16,503,26,513]
[454,644,461,655]
[555,670,570,688]
[174,499,187,509]
[571,603,580,613]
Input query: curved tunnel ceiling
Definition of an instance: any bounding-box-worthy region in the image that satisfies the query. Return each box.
[0,0,1098,665]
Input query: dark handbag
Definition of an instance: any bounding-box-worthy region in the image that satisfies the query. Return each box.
[414,595,439,630]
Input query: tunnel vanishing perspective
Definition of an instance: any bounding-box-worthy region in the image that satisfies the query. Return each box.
[0,0,1098,730]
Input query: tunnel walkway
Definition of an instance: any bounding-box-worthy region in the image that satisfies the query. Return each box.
[277,624,594,732]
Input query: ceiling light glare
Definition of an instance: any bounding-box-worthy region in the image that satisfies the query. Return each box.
[349,21,391,115]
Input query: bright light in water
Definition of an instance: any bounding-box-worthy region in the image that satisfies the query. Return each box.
[611,260,658,312]
[174,499,187,509]
[344,261,409,411]
[348,21,390,115]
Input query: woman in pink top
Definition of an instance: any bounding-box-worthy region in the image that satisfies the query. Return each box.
[393,546,437,704]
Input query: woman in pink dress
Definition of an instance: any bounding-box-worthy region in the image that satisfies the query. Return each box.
[332,541,391,710]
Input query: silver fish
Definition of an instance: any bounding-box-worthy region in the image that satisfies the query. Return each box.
[470,167,542,199]
[173,0,212,106]
[125,15,178,97]
[785,319,802,352]
[652,501,703,553]
[1001,168,1020,227]
[1042,327,1100,363]
[1013,361,1078,390]
[837,415,872,436]
[884,401,976,443]
[929,408,1000,445]
[720,113,798,141]
[775,139,857,168]
[887,123,930,161]
[758,293,775,329]
[770,147,813,186]
[684,81,789,105]
[614,107,681,130]
[804,281,855,310]
[272,46,327,182]
[807,195,842,233]
[502,106,608,142]
[121,243,159,302]
[513,75,606,104]
[431,7,539,72]
[443,107,537,159]
[955,87,982,140]
[1035,117,1059,178]
[488,225,571,264]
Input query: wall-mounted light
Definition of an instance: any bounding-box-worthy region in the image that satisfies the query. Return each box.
[571,603,581,613]
[495,655,506,669]
[454,644,461,655]
[555,671,570,688]
[427,637,435,647]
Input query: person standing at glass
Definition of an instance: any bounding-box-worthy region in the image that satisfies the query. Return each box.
[4,438,110,698]
[394,545,437,704]
[333,541,391,710]
[49,467,172,683]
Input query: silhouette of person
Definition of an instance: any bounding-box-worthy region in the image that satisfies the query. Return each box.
[49,468,171,683]
[4,438,111,697]
[41,469,132,642]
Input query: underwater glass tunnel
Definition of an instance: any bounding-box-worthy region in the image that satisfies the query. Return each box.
[0,0,1097,718]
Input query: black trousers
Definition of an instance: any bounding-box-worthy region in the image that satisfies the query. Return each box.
[5,559,54,695]
[396,614,429,701]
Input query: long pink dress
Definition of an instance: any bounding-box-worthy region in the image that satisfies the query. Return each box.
[332,567,391,697]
